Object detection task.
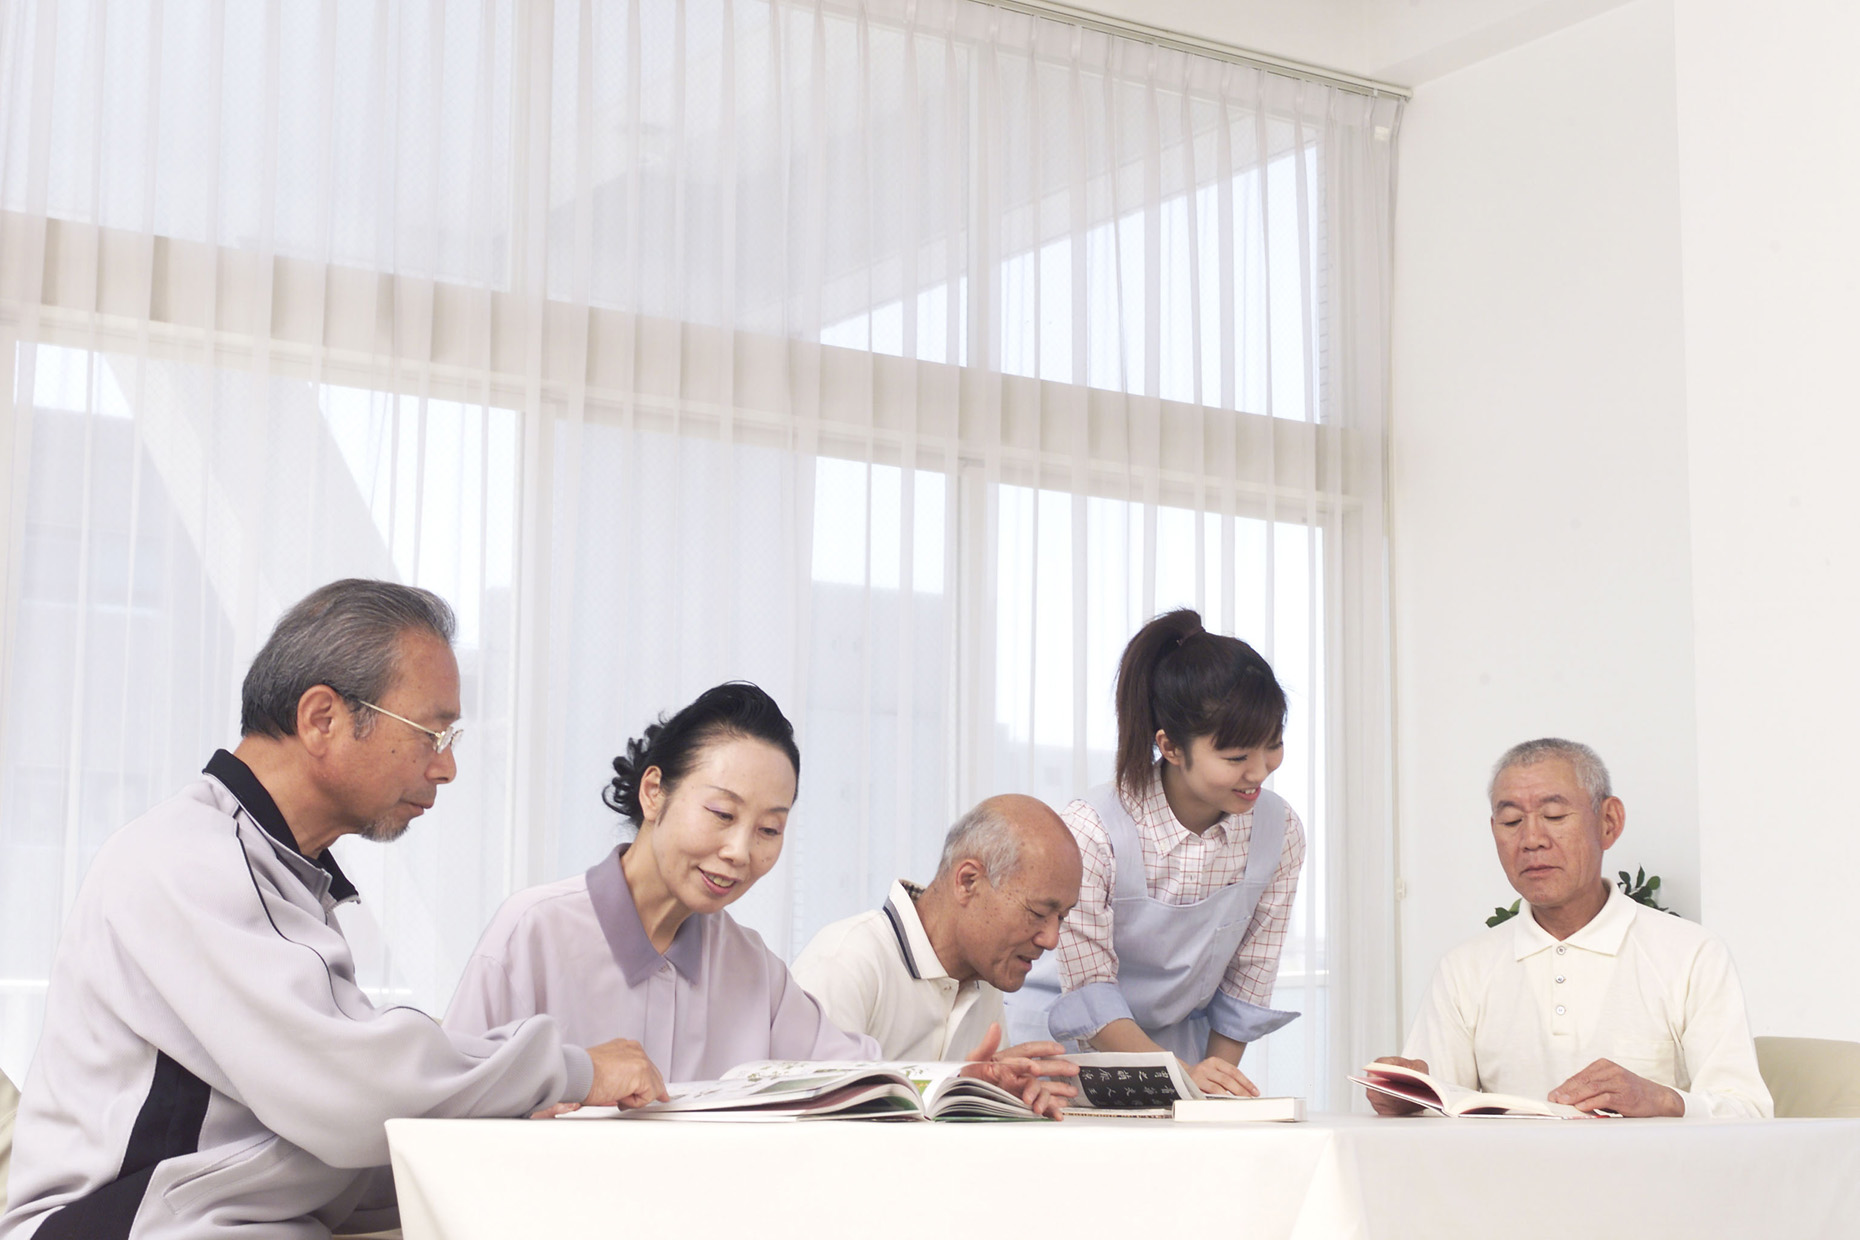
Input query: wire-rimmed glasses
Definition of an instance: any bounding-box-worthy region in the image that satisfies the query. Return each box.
[358,700,463,754]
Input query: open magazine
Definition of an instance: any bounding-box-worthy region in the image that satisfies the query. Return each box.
[1065,1053,1304,1122]
[1349,1061,1602,1119]
[560,1054,1303,1122]
[562,1060,1051,1122]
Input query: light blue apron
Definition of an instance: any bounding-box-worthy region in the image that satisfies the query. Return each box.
[1005,782,1295,1062]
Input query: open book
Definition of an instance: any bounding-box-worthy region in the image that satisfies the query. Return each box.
[1350,1061,1598,1119]
[1065,1053,1304,1122]
[564,1060,1051,1122]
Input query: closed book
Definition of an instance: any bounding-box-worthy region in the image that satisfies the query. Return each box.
[1172,1096,1305,1123]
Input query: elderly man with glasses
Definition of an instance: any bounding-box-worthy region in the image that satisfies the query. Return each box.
[1,580,660,1240]
[793,795,1085,1095]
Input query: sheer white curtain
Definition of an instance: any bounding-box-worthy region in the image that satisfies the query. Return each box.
[0,0,1400,1105]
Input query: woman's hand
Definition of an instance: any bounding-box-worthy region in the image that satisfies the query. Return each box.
[1186,1056,1259,1097]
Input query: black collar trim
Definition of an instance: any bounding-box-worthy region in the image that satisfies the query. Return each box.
[880,892,925,981]
[204,749,358,902]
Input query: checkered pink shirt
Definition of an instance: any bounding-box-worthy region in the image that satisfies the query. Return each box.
[1055,767,1306,1012]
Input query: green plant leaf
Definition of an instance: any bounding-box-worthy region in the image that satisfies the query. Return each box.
[1608,865,1679,916]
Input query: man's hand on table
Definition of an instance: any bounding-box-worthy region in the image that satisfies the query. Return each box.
[1549,1058,1683,1117]
[1365,1056,1430,1116]
[534,1037,670,1117]
[960,1022,1081,1119]
[583,1038,670,1109]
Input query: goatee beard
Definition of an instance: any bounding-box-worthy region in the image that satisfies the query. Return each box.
[357,816,411,844]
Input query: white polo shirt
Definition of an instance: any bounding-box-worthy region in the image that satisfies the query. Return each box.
[792,880,1003,1061]
[1404,886,1772,1119]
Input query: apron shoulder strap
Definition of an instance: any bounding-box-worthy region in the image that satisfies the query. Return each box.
[1240,789,1291,887]
[1083,782,1151,901]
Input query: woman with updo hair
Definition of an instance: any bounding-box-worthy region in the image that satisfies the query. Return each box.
[1003,609,1306,1098]
[446,682,877,1089]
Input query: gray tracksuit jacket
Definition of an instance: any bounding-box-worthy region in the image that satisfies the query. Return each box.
[0,751,594,1240]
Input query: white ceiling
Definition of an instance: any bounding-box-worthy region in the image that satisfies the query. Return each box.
[1054,0,1642,87]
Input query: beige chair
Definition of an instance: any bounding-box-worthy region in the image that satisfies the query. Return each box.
[1,1066,19,1218]
[1755,1036,1860,1118]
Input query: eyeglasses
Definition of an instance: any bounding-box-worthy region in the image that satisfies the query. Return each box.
[358,700,464,754]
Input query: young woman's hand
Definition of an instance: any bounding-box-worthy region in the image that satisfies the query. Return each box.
[1185,1056,1259,1097]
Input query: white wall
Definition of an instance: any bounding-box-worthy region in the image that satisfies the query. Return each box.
[1364,0,1642,84]
[1390,0,1860,1042]
[1674,0,1860,1039]
[1387,0,1699,1027]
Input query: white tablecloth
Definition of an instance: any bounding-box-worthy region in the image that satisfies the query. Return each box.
[385,1112,1860,1240]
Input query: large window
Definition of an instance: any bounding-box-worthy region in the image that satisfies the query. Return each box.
[0,0,1398,1104]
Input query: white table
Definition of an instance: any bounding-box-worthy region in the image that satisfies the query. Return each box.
[386,1112,1860,1240]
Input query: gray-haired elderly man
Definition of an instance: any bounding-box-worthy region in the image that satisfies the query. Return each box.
[2,580,663,1240]
[1368,738,1771,1120]
[793,795,1084,1095]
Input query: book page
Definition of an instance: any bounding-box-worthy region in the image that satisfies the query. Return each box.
[1446,1090,1586,1119]
[1352,1062,1447,1109]
[1352,1063,1587,1119]
[724,1059,963,1091]
[627,1063,915,1114]
[716,1060,1039,1120]
[1385,1072,1583,1119]
[1066,1053,1204,1110]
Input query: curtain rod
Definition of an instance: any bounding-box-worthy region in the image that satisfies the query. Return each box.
[983,0,1413,101]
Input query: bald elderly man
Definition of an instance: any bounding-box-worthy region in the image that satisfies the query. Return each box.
[794,795,1084,1063]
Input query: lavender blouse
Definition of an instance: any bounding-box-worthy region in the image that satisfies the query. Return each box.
[445,846,878,1082]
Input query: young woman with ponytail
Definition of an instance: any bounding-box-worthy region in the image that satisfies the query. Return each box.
[445,682,877,1094]
[1003,610,1306,1097]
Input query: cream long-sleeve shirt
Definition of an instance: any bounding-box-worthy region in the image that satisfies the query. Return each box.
[1404,886,1772,1119]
